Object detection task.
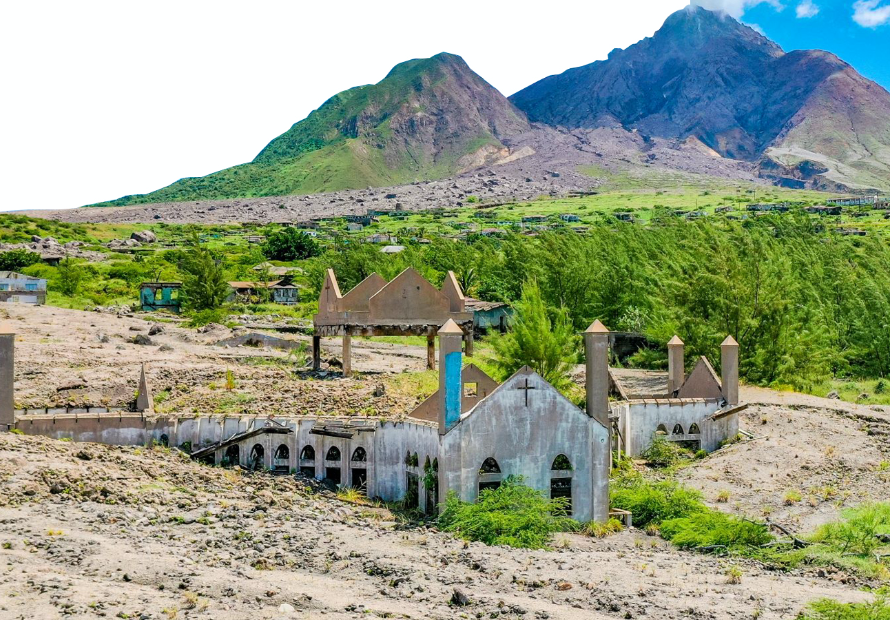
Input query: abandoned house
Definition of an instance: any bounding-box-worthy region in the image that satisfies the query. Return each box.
[139,282,182,313]
[227,276,300,305]
[312,268,475,376]
[0,271,47,305]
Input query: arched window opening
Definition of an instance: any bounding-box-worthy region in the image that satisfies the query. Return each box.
[656,424,668,435]
[159,434,169,448]
[405,450,411,465]
[550,454,572,516]
[423,456,431,472]
[351,447,367,462]
[299,444,316,478]
[478,457,502,494]
[249,444,264,471]
[480,457,501,474]
[689,423,701,435]
[326,446,341,461]
[673,424,685,435]
[432,458,438,472]
[223,444,240,467]
[273,444,290,473]
[551,454,572,471]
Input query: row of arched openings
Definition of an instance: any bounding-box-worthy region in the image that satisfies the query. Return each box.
[297,445,367,491]
[656,423,701,436]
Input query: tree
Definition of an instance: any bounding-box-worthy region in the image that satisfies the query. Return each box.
[57,257,83,296]
[0,249,41,272]
[491,280,578,390]
[263,228,319,261]
[179,238,230,311]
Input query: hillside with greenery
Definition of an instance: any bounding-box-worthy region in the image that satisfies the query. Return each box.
[90,53,528,207]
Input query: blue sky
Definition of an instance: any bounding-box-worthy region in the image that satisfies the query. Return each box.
[696,0,890,89]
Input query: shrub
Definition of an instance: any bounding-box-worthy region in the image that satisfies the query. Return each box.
[802,591,890,620]
[585,518,624,538]
[812,503,890,556]
[641,436,692,468]
[0,249,41,272]
[610,475,706,528]
[438,477,574,549]
[659,512,772,550]
[263,228,319,261]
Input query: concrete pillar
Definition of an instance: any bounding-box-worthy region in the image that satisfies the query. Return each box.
[437,319,463,435]
[667,335,685,395]
[583,320,610,428]
[584,320,612,524]
[342,333,352,377]
[721,335,739,406]
[312,335,321,370]
[0,323,14,431]
[464,329,474,358]
[426,335,436,370]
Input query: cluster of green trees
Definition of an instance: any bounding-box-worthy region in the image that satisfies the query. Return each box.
[305,215,890,389]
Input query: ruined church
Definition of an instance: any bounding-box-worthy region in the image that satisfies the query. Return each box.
[2,269,743,525]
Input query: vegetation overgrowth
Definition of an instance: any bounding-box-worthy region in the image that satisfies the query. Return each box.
[438,477,574,549]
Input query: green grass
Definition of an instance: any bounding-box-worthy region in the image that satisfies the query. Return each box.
[812,378,890,406]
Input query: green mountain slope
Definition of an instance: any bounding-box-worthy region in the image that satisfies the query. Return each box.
[92,53,529,207]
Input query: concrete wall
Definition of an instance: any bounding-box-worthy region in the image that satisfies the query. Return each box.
[616,399,728,456]
[409,364,499,423]
[440,369,609,523]
[15,413,439,504]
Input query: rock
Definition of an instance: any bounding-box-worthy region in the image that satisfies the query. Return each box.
[76,450,93,461]
[555,581,572,591]
[826,391,840,400]
[450,588,470,607]
[131,230,157,243]
[858,392,869,400]
[133,335,154,346]
[159,344,174,352]
[148,324,165,336]
[278,603,296,614]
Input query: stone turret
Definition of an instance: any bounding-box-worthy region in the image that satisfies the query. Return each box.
[667,335,685,395]
[583,320,610,428]
[721,335,739,406]
[437,319,464,435]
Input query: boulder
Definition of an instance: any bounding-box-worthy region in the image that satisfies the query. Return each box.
[131,230,157,243]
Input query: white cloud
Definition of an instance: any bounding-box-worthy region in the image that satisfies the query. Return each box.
[690,0,782,18]
[853,0,890,26]
[796,0,819,17]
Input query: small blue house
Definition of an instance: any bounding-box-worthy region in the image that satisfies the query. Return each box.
[0,271,47,305]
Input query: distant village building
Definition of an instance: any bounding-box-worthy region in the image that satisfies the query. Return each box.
[560,214,581,222]
[805,205,842,216]
[139,282,182,313]
[228,276,300,305]
[615,213,635,222]
[465,298,512,334]
[0,271,47,305]
[346,223,364,232]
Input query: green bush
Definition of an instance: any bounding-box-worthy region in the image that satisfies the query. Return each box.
[186,308,228,328]
[610,475,706,528]
[812,503,890,556]
[263,228,319,261]
[660,512,772,550]
[438,477,574,549]
[641,436,693,468]
[0,249,41,272]
[802,591,890,620]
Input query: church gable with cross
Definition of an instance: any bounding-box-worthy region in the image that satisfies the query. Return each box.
[433,320,611,523]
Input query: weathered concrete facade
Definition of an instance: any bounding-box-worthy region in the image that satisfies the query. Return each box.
[612,335,743,457]
[0,272,47,305]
